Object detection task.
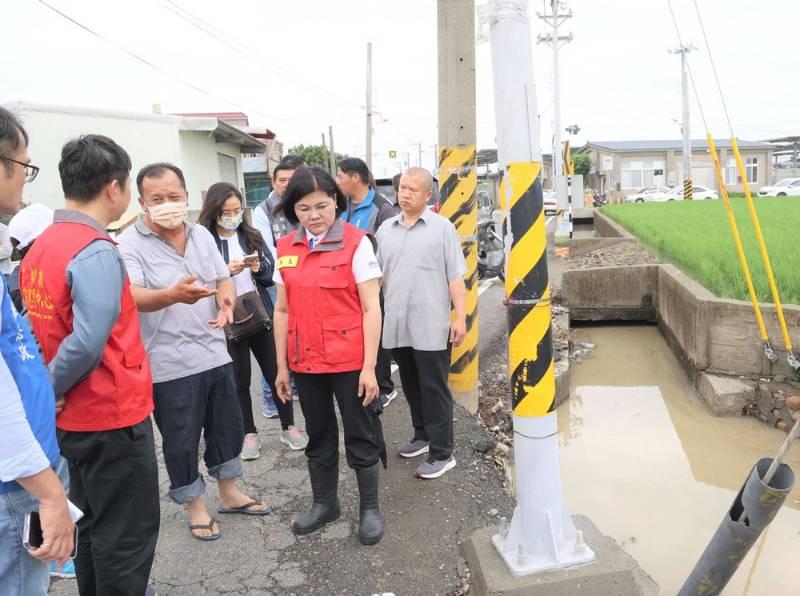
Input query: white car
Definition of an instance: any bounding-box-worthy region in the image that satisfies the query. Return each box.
[543,190,558,214]
[624,186,673,203]
[661,185,719,201]
[757,178,800,197]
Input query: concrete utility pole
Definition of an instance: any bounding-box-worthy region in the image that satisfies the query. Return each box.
[537,0,572,195]
[487,0,594,575]
[328,125,336,175]
[671,43,695,199]
[366,42,373,171]
[437,0,479,413]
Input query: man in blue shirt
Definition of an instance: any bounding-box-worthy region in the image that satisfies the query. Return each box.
[337,158,398,408]
[0,107,74,595]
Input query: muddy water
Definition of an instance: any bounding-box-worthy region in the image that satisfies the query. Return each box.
[562,325,800,595]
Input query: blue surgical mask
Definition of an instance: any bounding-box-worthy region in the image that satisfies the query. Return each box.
[218,213,243,231]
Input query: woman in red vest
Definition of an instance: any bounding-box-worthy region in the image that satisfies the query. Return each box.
[273,166,386,545]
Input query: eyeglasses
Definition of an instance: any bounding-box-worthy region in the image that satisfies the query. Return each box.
[2,157,40,183]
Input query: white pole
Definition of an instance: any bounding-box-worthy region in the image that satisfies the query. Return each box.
[682,50,691,185]
[366,42,373,171]
[551,1,562,188]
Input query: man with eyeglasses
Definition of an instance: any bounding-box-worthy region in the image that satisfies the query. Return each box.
[0,106,74,595]
[0,161,37,277]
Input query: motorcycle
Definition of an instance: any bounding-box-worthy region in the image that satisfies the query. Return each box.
[592,190,607,208]
[477,219,505,281]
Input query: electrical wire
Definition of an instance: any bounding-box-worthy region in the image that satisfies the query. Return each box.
[35,0,328,126]
[691,0,735,135]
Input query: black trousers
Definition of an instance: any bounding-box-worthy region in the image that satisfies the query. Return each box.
[153,364,244,504]
[228,326,294,432]
[376,293,395,397]
[392,347,454,461]
[294,370,385,471]
[57,418,160,596]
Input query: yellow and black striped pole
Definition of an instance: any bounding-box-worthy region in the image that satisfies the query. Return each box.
[683,177,693,200]
[504,162,555,416]
[439,145,479,408]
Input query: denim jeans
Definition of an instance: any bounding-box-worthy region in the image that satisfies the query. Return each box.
[0,457,69,596]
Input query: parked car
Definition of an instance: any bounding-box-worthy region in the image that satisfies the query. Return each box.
[757,177,800,197]
[661,185,719,201]
[623,185,673,203]
[543,190,558,214]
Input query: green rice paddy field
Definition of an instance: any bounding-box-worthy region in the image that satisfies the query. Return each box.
[602,197,800,305]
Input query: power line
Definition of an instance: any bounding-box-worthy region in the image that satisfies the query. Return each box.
[691,0,735,135]
[34,0,326,126]
[157,0,359,110]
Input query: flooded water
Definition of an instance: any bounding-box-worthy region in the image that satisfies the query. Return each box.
[562,325,800,595]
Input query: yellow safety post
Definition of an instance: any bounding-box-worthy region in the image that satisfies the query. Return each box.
[683,178,693,200]
[438,145,480,403]
[731,137,795,359]
[707,135,775,360]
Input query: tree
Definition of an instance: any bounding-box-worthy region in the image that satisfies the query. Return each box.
[572,154,592,177]
[287,144,348,169]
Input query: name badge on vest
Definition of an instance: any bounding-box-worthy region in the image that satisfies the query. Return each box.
[277,255,299,269]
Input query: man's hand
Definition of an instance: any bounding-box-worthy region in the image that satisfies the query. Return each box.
[275,367,292,404]
[54,397,66,415]
[28,493,74,566]
[358,367,379,406]
[169,276,216,305]
[228,260,246,276]
[449,317,467,347]
[209,295,234,329]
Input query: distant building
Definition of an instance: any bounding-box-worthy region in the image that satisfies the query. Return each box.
[6,102,265,212]
[576,139,775,198]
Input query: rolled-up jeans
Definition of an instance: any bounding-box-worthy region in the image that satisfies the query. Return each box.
[0,456,69,596]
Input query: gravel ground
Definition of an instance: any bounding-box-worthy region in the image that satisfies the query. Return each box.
[567,240,660,270]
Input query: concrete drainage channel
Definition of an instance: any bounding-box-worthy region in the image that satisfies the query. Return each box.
[563,210,800,431]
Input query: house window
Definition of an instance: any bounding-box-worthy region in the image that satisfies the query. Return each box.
[725,156,758,184]
[621,159,665,188]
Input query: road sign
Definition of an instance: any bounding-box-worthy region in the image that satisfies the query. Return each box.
[389,150,397,158]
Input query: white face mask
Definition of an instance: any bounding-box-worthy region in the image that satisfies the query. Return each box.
[147,201,188,230]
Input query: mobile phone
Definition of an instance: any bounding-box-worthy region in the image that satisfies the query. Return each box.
[23,511,79,558]
[243,253,259,265]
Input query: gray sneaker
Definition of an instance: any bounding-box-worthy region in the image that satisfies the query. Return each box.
[280,426,309,450]
[398,439,430,458]
[380,389,398,408]
[241,433,260,461]
[415,456,456,479]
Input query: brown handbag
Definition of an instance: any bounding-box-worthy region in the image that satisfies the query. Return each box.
[224,290,272,343]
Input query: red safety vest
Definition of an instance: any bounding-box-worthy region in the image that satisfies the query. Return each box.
[20,221,153,432]
[277,220,366,374]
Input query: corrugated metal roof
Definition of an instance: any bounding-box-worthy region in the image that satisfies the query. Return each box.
[583,139,774,152]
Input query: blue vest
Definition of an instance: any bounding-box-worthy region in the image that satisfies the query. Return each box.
[0,274,59,494]
[341,189,377,231]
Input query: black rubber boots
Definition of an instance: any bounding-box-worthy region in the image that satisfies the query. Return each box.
[356,462,384,545]
[292,463,340,535]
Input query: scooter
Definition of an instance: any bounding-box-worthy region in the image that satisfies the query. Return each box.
[477,219,505,281]
[592,191,607,208]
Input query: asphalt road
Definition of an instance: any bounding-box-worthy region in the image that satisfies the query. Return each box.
[50,278,513,596]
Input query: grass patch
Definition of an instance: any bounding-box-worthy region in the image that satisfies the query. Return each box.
[602,197,800,305]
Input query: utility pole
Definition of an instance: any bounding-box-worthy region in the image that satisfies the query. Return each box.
[437,0,479,413]
[416,142,423,167]
[366,42,373,171]
[328,125,336,175]
[487,0,594,574]
[671,43,695,200]
[537,0,572,197]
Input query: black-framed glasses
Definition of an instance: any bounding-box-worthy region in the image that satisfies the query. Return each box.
[1,157,39,183]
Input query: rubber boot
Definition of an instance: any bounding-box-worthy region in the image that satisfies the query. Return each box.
[356,462,384,545]
[292,462,340,535]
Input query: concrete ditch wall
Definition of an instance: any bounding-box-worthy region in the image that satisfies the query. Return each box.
[563,265,659,322]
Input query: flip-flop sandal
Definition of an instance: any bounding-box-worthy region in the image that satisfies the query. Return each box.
[188,517,221,541]
[217,500,272,516]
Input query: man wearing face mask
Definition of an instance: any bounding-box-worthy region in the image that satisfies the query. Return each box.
[118,163,271,543]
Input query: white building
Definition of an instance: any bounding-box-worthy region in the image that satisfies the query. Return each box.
[5,102,265,212]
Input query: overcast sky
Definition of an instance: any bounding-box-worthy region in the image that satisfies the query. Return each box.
[3,0,797,175]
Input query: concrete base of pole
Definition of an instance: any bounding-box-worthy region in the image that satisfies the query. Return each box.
[451,388,479,415]
[464,517,658,596]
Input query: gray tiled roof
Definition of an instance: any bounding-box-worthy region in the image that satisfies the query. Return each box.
[584,139,774,152]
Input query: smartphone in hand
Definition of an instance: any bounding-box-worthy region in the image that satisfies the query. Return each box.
[23,509,80,558]
[243,253,259,265]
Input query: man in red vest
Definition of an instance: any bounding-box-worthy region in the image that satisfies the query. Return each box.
[21,135,159,596]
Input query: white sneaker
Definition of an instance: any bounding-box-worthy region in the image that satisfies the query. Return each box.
[241,433,260,460]
[280,426,309,450]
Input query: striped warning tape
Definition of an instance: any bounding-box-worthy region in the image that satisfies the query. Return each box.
[504,161,555,417]
[683,178,693,201]
[438,145,478,393]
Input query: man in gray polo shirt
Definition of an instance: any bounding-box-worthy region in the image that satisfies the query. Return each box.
[118,163,270,542]
[376,167,467,480]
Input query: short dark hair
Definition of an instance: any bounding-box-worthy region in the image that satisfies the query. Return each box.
[0,107,29,177]
[338,157,371,185]
[275,166,346,225]
[273,154,305,180]
[59,135,131,202]
[136,162,187,195]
